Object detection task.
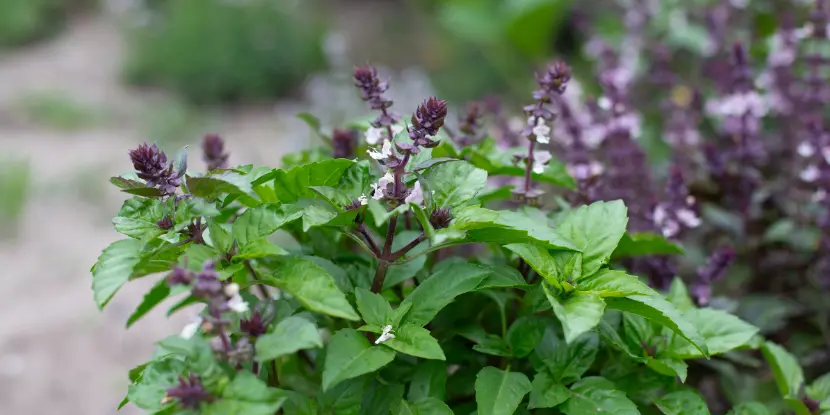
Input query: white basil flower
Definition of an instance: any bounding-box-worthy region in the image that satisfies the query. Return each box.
[532,118,551,144]
[223,283,240,298]
[801,165,820,182]
[365,127,385,145]
[180,316,203,339]
[367,139,393,160]
[798,142,815,158]
[532,150,552,174]
[404,181,423,204]
[371,172,394,200]
[375,325,396,344]
[227,294,249,314]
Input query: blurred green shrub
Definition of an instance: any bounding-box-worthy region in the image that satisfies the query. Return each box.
[0,158,30,237]
[16,90,103,131]
[123,0,327,104]
[0,0,70,47]
[416,0,575,102]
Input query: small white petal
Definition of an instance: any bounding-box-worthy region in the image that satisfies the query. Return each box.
[381,325,393,334]
[358,194,368,205]
[588,161,604,177]
[367,148,385,160]
[813,189,827,202]
[378,172,394,188]
[227,295,249,314]
[798,142,816,158]
[404,181,423,204]
[224,283,240,297]
[390,124,404,136]
[801,165,820,182]
[365,127,384,145]
[375,332,395,344]
[180,317,203,339]
[676,208,701,228]
[381,140,393,157]
[661,220,681,239]
[533,150,552,165]
[822,147,830,165]
[653,204,668,225]
[598,96,612,110]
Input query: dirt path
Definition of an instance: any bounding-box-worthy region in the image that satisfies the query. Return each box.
[0,16,310,415]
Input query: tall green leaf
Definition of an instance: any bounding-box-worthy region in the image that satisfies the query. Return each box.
[272,159,355,203]
[92,239,142,309]
[355,288,394,326]
[506,315,547,358]
[394,398,454,415]
[555,200,628,279]
[383,323,446,360]
[256,316,323,361]
[668,308,759,359]
[126,278,171,327]
[203,372,286,415]
[534,327,599,384]
[528,373,570,409]
[400,262,489,326]
[578,269,655,297]
[421,161,488,208]
[505,244,562,289]
[322,329,396,391]
[359,381,405,415]
[612,232,684,259]
[605,295,708,357]
[263,258,360,321]
[475,366,533,415]
[761,341,804,398]
[562,377,639,415]
[806,373,830,405]
[728,402,772,415]
[113,198,166,239]
[187,172,253,200]
[667,277,695,312]
[408,361,447,402]
[545,286,606,343]
[126,358,185,411]
[232,204,303,245]
[653,390,710,415]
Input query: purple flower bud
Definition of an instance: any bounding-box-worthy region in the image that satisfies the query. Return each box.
[455,101,484,146]
[202,134,229,171]
[186,218,206,244]
[240,309,272,337]
[192,260,223,298]
[156,216,174,230]
[332,129,358,159]
[165,374,213,409]
[534,61,571,102]
[354,65,400,129]
[803,397,821,414]
[167,266,194,286]
[409,97,448,148]
[693,246,736,305]
[128,143,184,196]
[429,208,452,230]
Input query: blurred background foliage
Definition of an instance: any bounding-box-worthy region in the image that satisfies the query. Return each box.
[121,0,328,103]
[2,0,830,412]
[0,0,95,47]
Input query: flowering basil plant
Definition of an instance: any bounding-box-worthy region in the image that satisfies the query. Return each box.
[94,55,830,415]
